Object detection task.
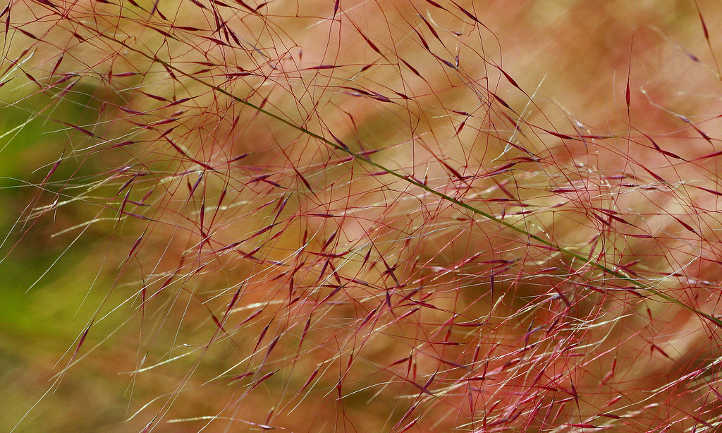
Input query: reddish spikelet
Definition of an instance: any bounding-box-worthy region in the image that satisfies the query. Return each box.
[348,17,386,59]
[124,228,147,264]
[250,370,278,391]
[695,0,721,76]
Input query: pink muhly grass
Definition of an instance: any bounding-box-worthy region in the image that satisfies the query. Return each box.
[2,1,722,432]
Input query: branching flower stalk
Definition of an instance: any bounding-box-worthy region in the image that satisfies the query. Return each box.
[101,27,722,329]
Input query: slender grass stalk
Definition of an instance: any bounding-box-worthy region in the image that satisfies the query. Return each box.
[91,25,722,329]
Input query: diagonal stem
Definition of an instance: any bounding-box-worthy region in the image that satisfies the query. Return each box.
[84,23,722,328]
